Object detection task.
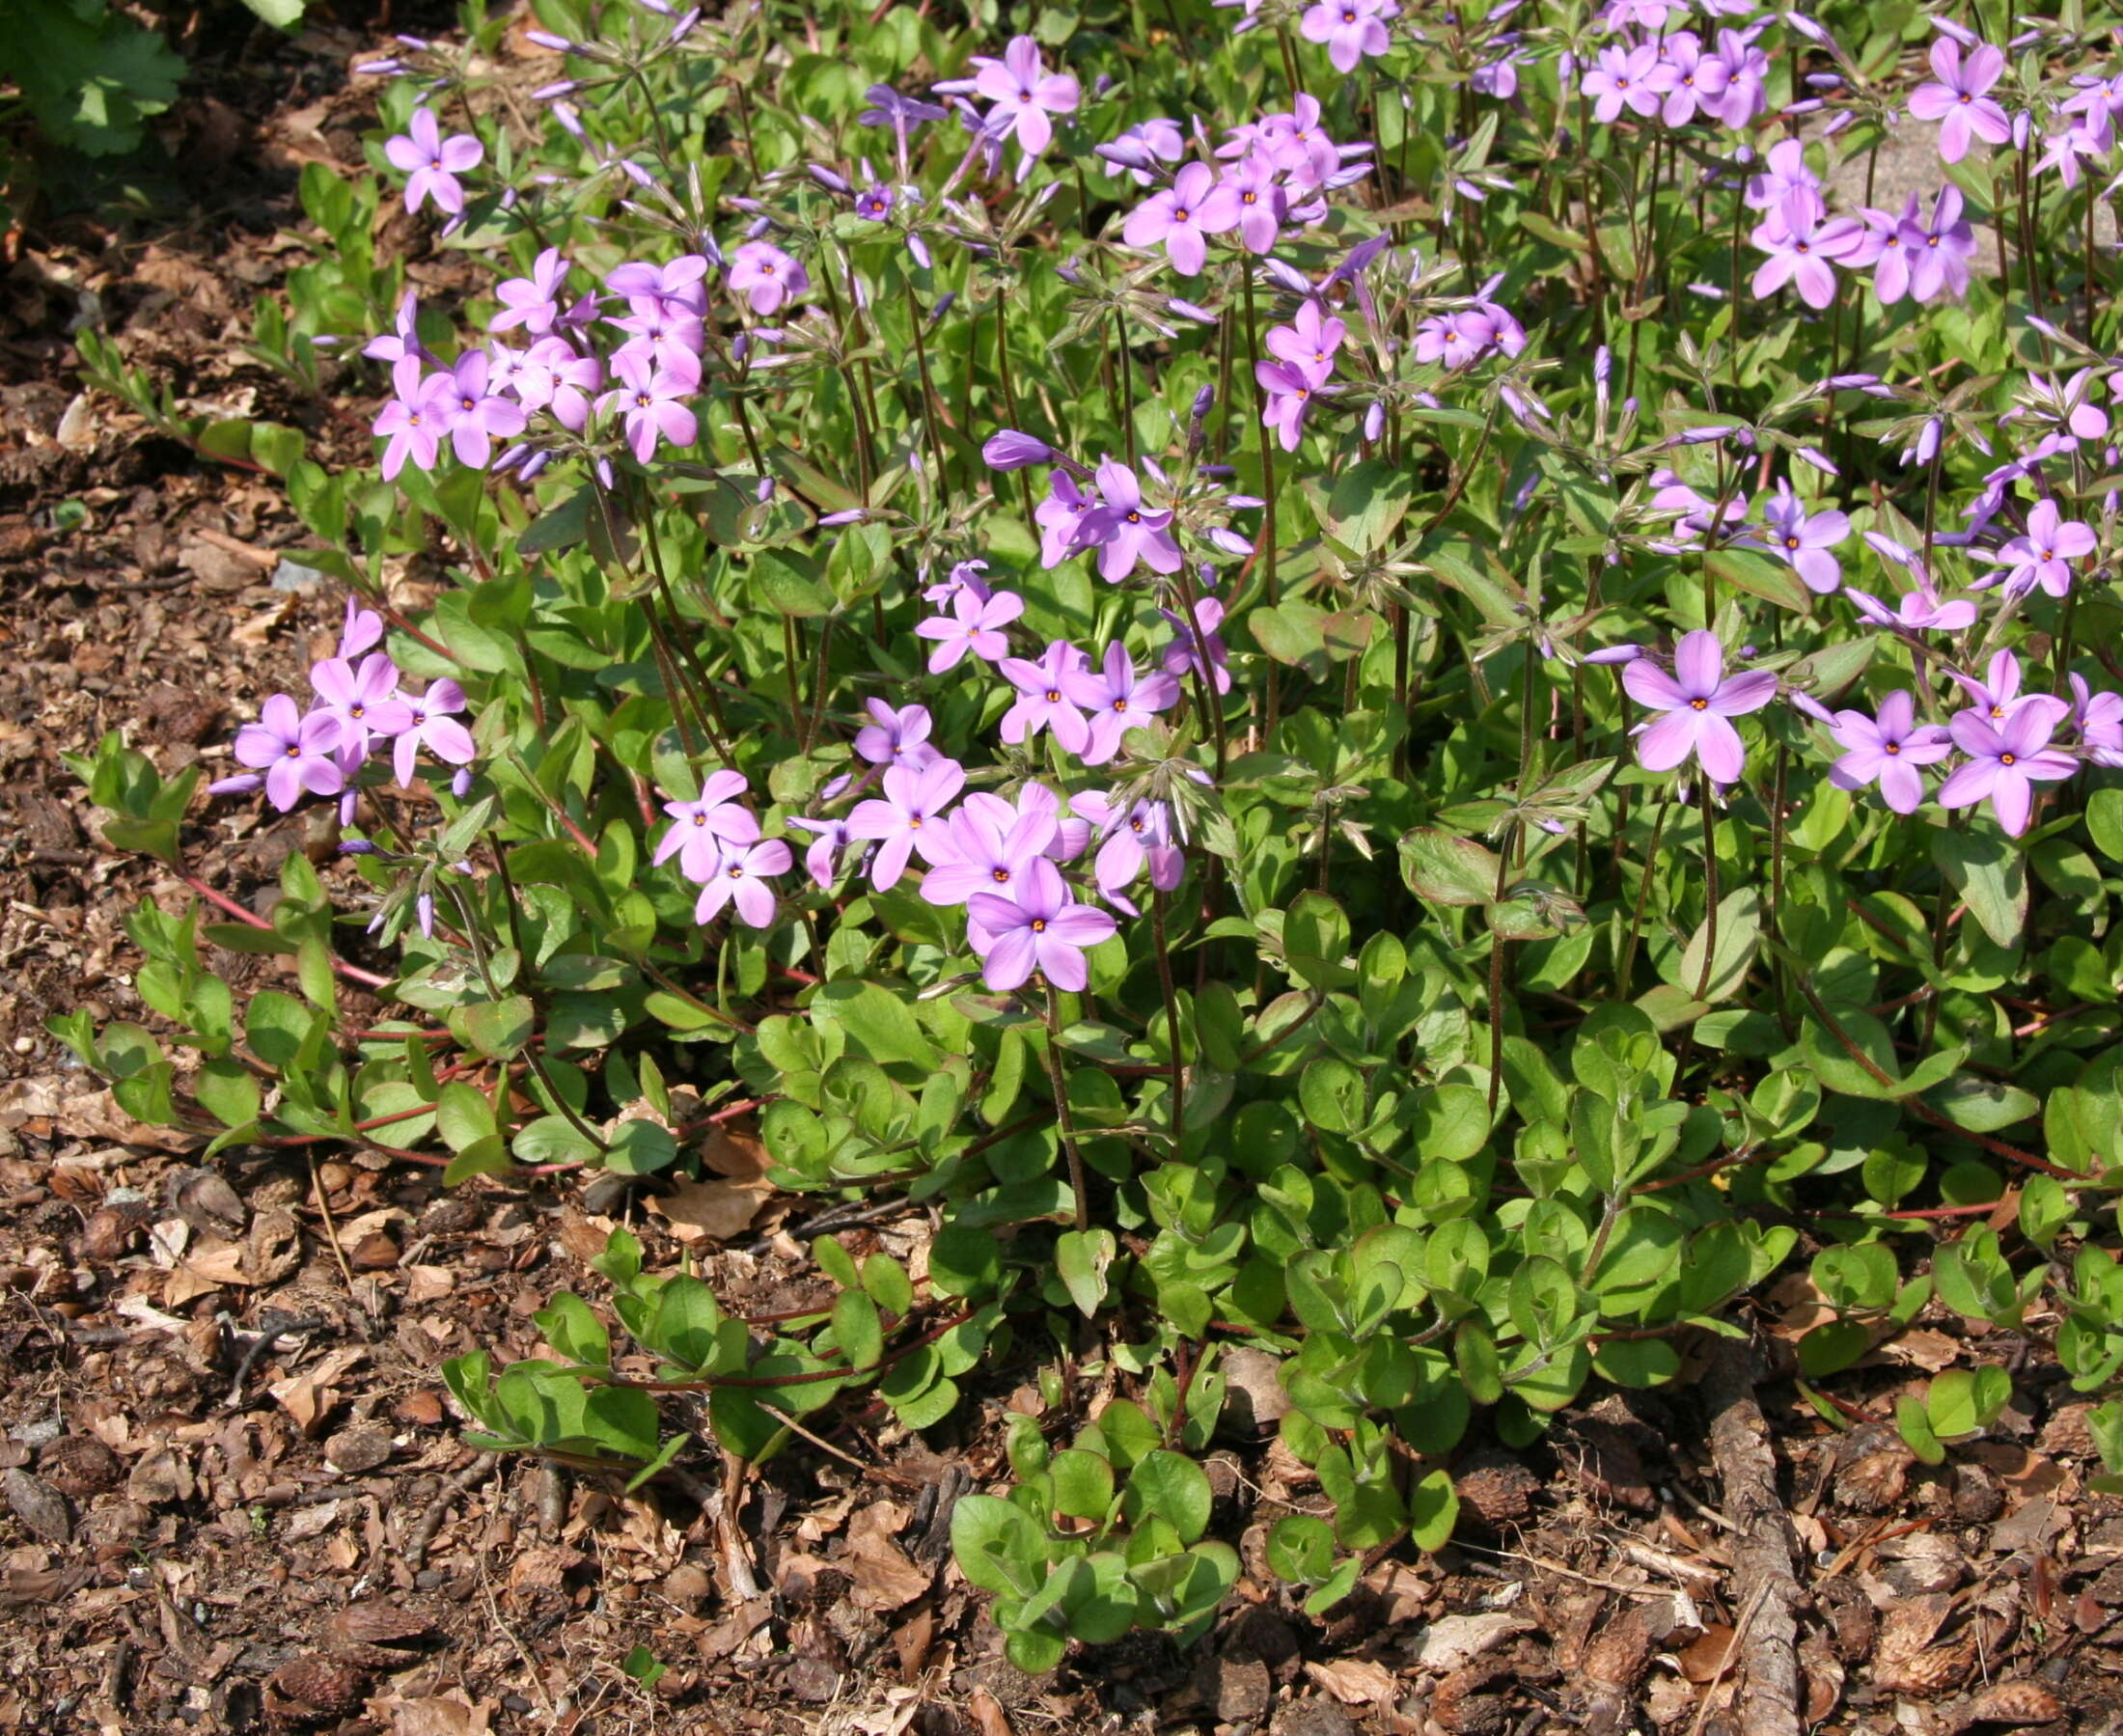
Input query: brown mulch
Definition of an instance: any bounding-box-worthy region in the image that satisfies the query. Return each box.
[7,14,2123,1736]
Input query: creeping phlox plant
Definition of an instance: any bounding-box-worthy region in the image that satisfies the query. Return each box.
[55,0,2123,1670]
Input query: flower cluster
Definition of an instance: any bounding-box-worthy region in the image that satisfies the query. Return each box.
[210,604,476,818]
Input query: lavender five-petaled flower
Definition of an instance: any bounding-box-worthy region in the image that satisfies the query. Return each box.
[1619,630,1778,784]
[1754,482,1850,593]
[1908,38,2011,165]
[729,240,809,316]
[391,679,477,787]
[1827,691,1952,813]
[491,247,572,335]
[374,357,458,480]
[1160,596,1233,695]
[787,813,851,889]
[1945,649,2069,729]
[919,803,1058,910]
[969,35,1080,157]
[1982,500,2096,599]
[234,694,346,811]
[1121,162,1241,277]
[1036,472,1100,568]
[855,700,940,768]
[847,759,967,889]
[442,350,529,468]
[1075,457,1183,581]
[915,587,1025,673]
[999,641,1092,754]
[1939,706,2077,836]
[310,653,411,758]
[1062,642,1182,765]
[693,839,792,928]
[598,348,700,462]
[966,857,1116,993]
[383,107,483,215]
[1299,0,1395,74]
[653,770,760,882]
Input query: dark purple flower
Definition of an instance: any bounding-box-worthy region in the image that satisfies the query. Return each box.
[391,679,476,786]
[787,813,851,888]
[1752,482,1849,592]
[854,699,938,768]
[1036,472,1101,568]
[597,348,699,462]
[729,241,808,315]
[1075,457,1183,581]
[1159,596,1232,695]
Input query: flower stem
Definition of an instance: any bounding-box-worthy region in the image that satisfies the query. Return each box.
[1152,892,1187,1160]
[1043,982,1090,1232]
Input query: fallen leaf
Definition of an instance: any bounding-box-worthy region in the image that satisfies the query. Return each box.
[1305,1657,1401,1705]
[843,1502,931,1612]
[967,1687,1012,1736]
[701,1120,770,1178]
[1411,1612,1531,1672]
[649,1174,776,1243]
[1679,1625,1739,1683]
[1963,1680,2063,1725]
[378,1693,495,1736]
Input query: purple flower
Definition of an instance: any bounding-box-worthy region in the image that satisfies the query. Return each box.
[1075,790,1184,915]
[965,857,1117,992]
[310,653,411,758]
[1160,595,1233,695]
[340,599,384,660]
[787,813,852,888]
[1982,500,2097,599]
[373,357,458,480]
[234,695,346,811]
[1743,139,1820,213]
[519,338,601,431]
[364,290,428,364]
[729,240,808,316]
[1122,162,1241,277]
[597,349,700,463]
[390,679,477,786]
[2071,675,2123,768]
[441,350,529,468]
[1075,457,1183,582]
[1062,642,1182,765]
[1000,641,1093,754]
[982,428,1055,470]
[654,770,759,881]
[969,36,1079,157]
[920,802,1058,907]
[1908,39,2011,164]
[1299,0,1395,74]
[1946,650,2070,732]
[1751,194,1863,311]
[1099,118,1185,184]
[1414,307,1503,369]
[847,759,968,889]
[1846,584,1979,634]
[1266,302,1345,372]
[491,247,572,335]
[383,107,483,215]
[1754,482,1849,592]
[604,255,707,318]
[1904,188,1979,303]
[1827,691,1952,813]
[1582,42,1672,124]
[854,184,895,221]
[916,587,1025,672]
[693,838,792,927]
[1036,472,1101,568]
[1255,357,1331,452]
[1620,630,1778,784]
[1218,152,1287,254]
[1656,31,1730,125]
[855,699,939,768]
[1940,706,2077,835]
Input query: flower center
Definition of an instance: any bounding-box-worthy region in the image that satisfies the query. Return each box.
[349,704,366,719]
[1689,697,1709,711]
[1173,207,1191,222]
[728,864,745,877]
[1044,689,1062,703]
[460,396,477,411]
[1114,699,1128,712]
[1031,919,1047,933]
[1926,234,1941,248]
[992,868,1010,882]
[1784,536,1800,549]
[2000,752,2017,766]
[285,744,301,758]
[1885,742,1900,755]
[1242,191,1257,205]
[908,814,923,828]
[693,813,707,825]
[1126,510,1142,524]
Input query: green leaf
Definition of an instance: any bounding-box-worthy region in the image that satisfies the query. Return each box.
[833,1288,885,1371]
[603,1119,678,1175]
[1398,829,1502,906]
[1407,1468,1458,1553]
[1124,1450,1213,1544]
[194,1059,261,1129]
[1056,1227,1116,1318]
[1676,889,1761,1003]
[1896,1394,1946,1466]
[458,996,536,1060]
[1931,828,2026,951]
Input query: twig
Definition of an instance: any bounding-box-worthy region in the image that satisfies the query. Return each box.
[308,1157,376,1336]
[1703,1344,1804,1736]
[404,1452,498,1571]
[221,1312,325,1410]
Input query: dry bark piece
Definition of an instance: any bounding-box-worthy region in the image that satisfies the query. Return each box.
[1220,1347,1293,1435]
[266,1656,371,1720]
[1832,1425,1915,1513]
[323,1423,394,1475]
[1579,1602,1657,1736]
[1873,1593,1971,1697]
[1960,1680,2063,1725]
[321,1601,437,1667]
[37,1434,120,1498]
[3,1467,71,1544]
[1453,1451,1542,1527]
[1431,1656,1511,1735]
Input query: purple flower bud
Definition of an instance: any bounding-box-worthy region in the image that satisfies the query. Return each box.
[1190,385,1216,421]
[810,166,850,193]
[1788,691,1836,724]
[339,840,381,855]
[451,767,474,799]
[355,58,407,75]
[1167,298,1217,324]
[1594,345,1612,385]
[525,29,575,49]
[2012,110,2032,152]
[1260,258,1312,295]
[1822,113,1855,137]
[531,80,580,99]
[1795,445,1838,476]
[1364,401,1385,442]
[982,428,1055,471]
[819,508,869,525]
[907,234,932,269]
[207,773,263,795]
[1208,527,1254,557]
[1584,644,1643,665]
[520,452,551,482]
[757,476,776,502]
